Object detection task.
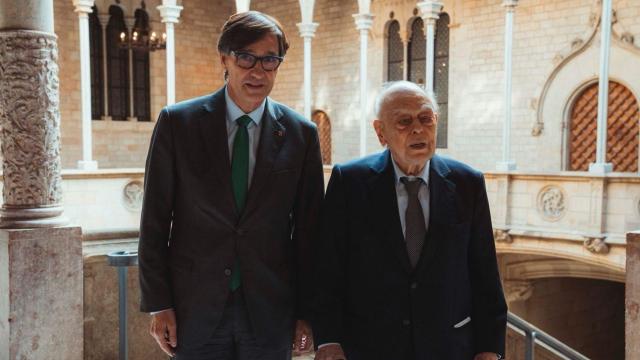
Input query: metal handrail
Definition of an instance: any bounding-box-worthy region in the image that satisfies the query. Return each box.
[507,312,590,360]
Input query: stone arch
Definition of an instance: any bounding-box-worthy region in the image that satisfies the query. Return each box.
[312,110,332,165]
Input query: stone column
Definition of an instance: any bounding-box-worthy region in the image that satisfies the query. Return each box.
[125,16,137,120]
[297,23,318,121]
[98,13,111,121]
[401,29,409,81]
[627,231,640,359]
[74,0,99,170]
[158,0,183,106]
[353,13,374,157]
[590,0,613,174]
[496,0,517,171]
[417,0,443,93]
[235,0,251,13]
[297,0,318,121]
[0,0,83,359]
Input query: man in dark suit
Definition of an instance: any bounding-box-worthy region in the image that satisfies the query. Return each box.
[313,81,507,360]
[138,11,323,360]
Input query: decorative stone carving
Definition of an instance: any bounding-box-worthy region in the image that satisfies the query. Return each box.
[0,30,65,227]
[122,180,144,212]
[584,237,610,254]
[494,229,513,243]
[537,185,566,221]
[504,280,534,303]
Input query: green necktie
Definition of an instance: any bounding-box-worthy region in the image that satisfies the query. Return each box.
[229,115,252,291]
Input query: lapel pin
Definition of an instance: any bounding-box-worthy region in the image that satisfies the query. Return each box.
[275,130,284,137]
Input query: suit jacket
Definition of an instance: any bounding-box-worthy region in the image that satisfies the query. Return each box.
[138,87,324,351]
[312,150,507,360]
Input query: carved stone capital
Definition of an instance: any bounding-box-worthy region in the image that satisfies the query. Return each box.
[297,22,319,38]
[584,237,609,254]
[157,4,183,24]
[353,13,374,31]
[417,1,444,22]
[0,30,66,228]
[494,229,513,243]
[504,280,534,302]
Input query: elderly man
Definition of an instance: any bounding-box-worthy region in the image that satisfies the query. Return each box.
[312,81,507,360]
[139,11,323,360]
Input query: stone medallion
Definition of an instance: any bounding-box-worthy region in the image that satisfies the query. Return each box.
[122,180,144,212]
[537,185,566,221]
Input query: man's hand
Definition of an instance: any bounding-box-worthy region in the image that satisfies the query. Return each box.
[314,344,346,360]
[474,352,500,360]
[149,309,177,357]
[293,320,314,355]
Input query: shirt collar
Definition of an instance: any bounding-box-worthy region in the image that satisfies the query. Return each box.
[391,156,430,187]
[224,86,266,126]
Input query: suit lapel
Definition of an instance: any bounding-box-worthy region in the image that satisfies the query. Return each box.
[198,88,237,216]
[415,154,457,274]
[366,150,412,274]
[241,99,285,221]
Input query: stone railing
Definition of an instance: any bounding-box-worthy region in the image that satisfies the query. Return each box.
[485,171,639,273]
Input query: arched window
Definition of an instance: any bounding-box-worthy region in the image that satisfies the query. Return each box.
[568,81,639,172]
[386,20,403,82]
[407,18,426,85]
[132,7,151,122]
[106,5,130,121]
[312,110,332,165]
[434,13,450,148]
[89,5,104,120]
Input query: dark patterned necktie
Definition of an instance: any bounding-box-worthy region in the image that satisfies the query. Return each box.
[230,115,252,291]
[401,177,426,268]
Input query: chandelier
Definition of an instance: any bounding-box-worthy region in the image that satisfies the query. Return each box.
[119,30,166,52]
[118,1,166,52]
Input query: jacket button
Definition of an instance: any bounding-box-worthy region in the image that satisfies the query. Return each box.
[224,268,232,276]
[402,319,411,326]
[411,282,417,290]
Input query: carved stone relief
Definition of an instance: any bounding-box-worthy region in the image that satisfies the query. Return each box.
[537,185,566,221]
[584,237,609,254]
[504,280,534,303]
[0,31,62,208]
[122,180,144,212]
[494,229,513,243]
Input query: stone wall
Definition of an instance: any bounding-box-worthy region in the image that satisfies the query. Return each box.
[508,277,625,360]
[54,0,232,169]
[52,0,640,170]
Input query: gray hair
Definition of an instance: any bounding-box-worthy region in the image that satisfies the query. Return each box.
[373,81,439,118]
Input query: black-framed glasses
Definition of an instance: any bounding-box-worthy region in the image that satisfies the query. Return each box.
[230,51,284,71]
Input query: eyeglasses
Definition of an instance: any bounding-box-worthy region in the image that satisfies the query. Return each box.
[230,51,284,71]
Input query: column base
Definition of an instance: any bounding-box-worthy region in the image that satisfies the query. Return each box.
[589,162,613,174]
[0,226,83,359]
[127,116,137,122]
[77,160,98,170]
[0,206,67,229]
[496,161,517,171]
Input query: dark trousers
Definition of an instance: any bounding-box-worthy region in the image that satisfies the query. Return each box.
[175,290,291,360]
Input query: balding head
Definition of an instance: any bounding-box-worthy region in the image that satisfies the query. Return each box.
[374,81,438,119]
[372,81,439,176]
